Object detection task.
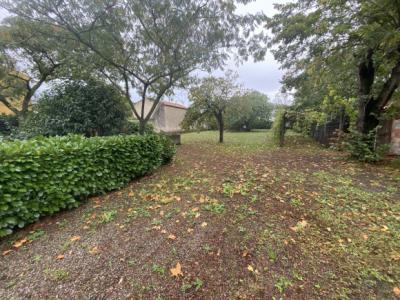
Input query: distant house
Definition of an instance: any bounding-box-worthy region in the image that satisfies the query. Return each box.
[133,99,187,143]
[389,119,400,155]
[0,103,13,115]
[378,117,400,155]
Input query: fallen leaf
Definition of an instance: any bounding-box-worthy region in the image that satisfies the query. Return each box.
[242,250,249,257]
[56,254,65,260]
[391,252,400,261]
[201,222,208,228]
[290,220,308,232]
[170,262,183,277]
[247,265,254,272]
[393,287,400,299]
[168,234,177,240]
[89,246,100,255]
[381,225,389,232]
[128,192,134,197]
[2,250,12,256]
[187,228,194,233]
[13,239,28,248]
[70,236,81,242]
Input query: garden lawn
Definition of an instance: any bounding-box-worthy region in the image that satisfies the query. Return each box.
[1,130,399,299]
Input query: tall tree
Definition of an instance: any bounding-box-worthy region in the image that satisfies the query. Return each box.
[267,0,400,134]
[1,0,267,134]
[0,17,69,120]
[186,75,240,143]
[226,91,273,131]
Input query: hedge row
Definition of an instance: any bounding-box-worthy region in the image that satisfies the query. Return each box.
[0,134,175,237]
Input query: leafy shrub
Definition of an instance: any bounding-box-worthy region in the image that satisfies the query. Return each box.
[0,114,18,136]
[123,120,154,135]
[272,109,287,147]
[344,129,389,162]
[22,80,129,138]
[159,134,176,164]
[0,134,175,236]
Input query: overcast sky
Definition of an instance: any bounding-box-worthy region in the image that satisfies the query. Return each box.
[0,1,290,104]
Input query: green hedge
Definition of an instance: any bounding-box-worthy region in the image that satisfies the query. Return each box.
[0,134,175,236]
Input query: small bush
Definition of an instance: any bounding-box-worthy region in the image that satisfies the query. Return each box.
[123,120,154,135]
[0,114,18,136]
[22,80,129,138]
[0,134,175,236]
[159,134,176,164]
[344,129,389,162]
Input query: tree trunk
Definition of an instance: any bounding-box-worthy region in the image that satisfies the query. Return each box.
[138,120,146,135]
[215,112,224,143]
[356,49,400,135]
[356,49,375,134]
[338,106,345,133]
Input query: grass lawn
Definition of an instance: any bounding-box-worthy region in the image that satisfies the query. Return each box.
[1,130,399,299]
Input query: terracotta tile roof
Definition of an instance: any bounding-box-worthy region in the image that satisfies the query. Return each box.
[161,101,187,110]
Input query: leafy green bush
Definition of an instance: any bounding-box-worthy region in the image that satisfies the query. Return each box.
[344,129,389,162]
[159,134,176,164]
[123,120,154,135]
[22,80,129,138]
[272,109,287,147]
[0,134,175,236]
[0,114,18,136]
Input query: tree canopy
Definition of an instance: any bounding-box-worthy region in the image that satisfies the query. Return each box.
[1,0,267,133]
[267,0,400,136]
[226,91,273,131]
[0,17,73,119]
[184,75,240,143]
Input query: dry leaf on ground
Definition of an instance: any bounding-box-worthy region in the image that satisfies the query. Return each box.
[13,239,28,248]
[89,246,100,255]
[170,262,183,277]
[70,236,81,242]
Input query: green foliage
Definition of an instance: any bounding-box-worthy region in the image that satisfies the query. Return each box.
[183,74,240,142]
[159,134,176,164]
[272,109,287,147]
[0,113,18,136]
[268,0,400,137]
[225,91,274,131]
[0,134,175,236]
[124,120,154,135]
[0,16,73,119]
[22,80,129,137]
[344,129,389,162]
[274,275,292,294]
[3,0,267,131]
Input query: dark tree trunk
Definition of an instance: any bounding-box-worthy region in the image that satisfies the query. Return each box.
[139,120,146,135]
[356,49,375,134]
[338,106,345,133]
[356,48,400,135]
[215,112,224,143]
